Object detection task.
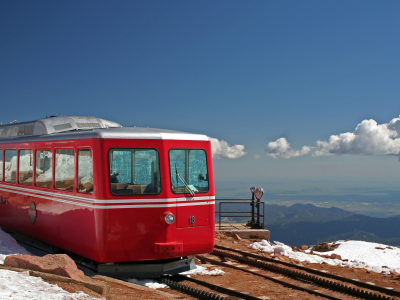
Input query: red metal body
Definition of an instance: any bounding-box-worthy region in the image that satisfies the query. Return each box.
[0,134,215,264]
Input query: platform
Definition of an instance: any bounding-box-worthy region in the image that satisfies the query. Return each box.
[215,223,270,240]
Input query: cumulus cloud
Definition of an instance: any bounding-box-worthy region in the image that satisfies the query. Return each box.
[210,137,246,159]
[266,116,400,159]
[266,137,312,159]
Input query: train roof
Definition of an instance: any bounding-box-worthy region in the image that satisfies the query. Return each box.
[0,116,209,143]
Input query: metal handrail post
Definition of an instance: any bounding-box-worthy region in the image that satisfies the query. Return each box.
[262,202,265,228]
[219,201,222,230]
[256,199,260,225]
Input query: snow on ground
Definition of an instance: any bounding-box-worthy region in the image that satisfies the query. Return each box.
[0,229,31,264]
[180,265,225,276]
[0,269,100,300]
[0,228,102,300]
[249,240,400,274]
[128,278,170,289]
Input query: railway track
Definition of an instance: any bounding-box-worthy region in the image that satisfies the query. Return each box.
[8,229,400,299]
[160,274,264,300]
[195,244,400,300]
[5,230,249,300]
[13,237,246,300]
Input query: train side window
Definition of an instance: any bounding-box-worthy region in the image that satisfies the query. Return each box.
[78,149,93,193]
[36,150,52,188]
[169,149,209,194]
[109,149,161,195]
[19,150,33,186]
[0,151,3,181]
[55,149,75,191]
[4,150,17,183]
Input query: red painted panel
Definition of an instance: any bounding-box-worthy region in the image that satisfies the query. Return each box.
[176,203,210,228]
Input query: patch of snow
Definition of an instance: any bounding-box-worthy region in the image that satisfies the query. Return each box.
[180,265,225,276]
[0,229,31,264]
[128,278,169,289]
[0,269,102,300]
[248,239,400,274]
[248,239,274,252]
[0,228,100,299]
[313,240,400,274]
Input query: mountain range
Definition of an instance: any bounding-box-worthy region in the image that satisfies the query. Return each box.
[217,202,400,246]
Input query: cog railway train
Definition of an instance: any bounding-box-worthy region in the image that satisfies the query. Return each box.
[0,116,215,277]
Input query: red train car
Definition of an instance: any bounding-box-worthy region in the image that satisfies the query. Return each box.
[0,116,215,277]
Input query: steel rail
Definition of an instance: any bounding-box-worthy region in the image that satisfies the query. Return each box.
[214,244,400,298]
[161,274,264,300]
[197,255,343,300]
[211,250,397,300]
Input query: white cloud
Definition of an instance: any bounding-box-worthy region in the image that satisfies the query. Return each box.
[266,137,312,159]
[254,154,261,159]
[266,116,400,159]
[210,138,246,159]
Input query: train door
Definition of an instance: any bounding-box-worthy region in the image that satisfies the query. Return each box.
[169,149,210,228]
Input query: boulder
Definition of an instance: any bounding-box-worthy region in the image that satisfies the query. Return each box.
[330,253,342,260]
[314,242,330,252]
[312,242,340,252]
[4,254,85,281]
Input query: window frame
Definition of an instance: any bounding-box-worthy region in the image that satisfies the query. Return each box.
[77,148,94,194]
[4,149,18,184]
[18,149,34,186]
[0,150,3,182]
[54,148,76,192]
[35,149,53,189]
[168,148,210,195]
[108,148,162,196]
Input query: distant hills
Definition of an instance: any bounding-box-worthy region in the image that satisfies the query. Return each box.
[264,205,400,246]
[264,203,355,225]
[217,202,400,246]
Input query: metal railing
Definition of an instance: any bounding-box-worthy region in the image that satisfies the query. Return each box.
[215,199,265,230]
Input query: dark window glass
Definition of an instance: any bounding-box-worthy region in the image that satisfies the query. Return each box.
[0,151,3,181]
[110,149,161,195]
[36,150,52,188]
[4,150,17,183]
[78,149,93,193]
[169,149,209,194]
[55,149,75,191]
[19,150,33,186]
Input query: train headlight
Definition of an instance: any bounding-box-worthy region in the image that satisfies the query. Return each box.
[164,213,175,225]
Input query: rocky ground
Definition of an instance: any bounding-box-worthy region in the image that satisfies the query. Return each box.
[3,233,400,299]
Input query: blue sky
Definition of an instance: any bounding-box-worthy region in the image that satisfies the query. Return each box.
[1,1,400,208]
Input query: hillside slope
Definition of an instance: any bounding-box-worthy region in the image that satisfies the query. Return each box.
[267,214,400,246]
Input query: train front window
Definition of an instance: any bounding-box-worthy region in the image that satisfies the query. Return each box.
[109,149,161,195]
[169,149,209,194]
